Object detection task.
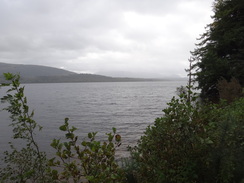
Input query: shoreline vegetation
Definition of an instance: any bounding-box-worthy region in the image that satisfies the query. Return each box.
[0,73,243,183]
[1,0,244,181]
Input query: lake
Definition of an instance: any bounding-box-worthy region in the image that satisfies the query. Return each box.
[0,80,186,159]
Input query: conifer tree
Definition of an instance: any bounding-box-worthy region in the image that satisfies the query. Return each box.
[191,0,244,101]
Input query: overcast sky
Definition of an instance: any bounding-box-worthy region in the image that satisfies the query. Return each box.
[0,0,214,78]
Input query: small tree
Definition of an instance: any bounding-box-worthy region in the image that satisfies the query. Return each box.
[0,73,126,183]
[0,73,49,182]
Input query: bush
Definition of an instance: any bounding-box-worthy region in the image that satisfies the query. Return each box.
[0,73,49,182]
[49,118,125,183]
[1,73,243,182]
[129,90,244,183]
[0,73,125,183]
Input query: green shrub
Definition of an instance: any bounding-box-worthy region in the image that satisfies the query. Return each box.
[0,73,49,182]
[1,73,243,183]
[0,73,125,183]
[129,89,244,183]
[48,118,125,183]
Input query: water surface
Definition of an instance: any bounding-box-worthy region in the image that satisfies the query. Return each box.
[0,81,186,158]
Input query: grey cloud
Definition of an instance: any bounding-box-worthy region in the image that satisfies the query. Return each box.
[0,0,213,77]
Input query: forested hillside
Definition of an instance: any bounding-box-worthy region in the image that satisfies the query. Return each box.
[0,62,75,77]
[0,62,169,83]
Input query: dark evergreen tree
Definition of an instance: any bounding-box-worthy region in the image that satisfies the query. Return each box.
[191,0,244,101]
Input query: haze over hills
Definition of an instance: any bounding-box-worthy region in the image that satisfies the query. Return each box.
[0,62,185,83]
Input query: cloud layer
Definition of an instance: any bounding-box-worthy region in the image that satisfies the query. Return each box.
[0,0,213,78]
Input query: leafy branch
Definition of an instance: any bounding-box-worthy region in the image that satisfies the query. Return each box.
[0,73,48,182]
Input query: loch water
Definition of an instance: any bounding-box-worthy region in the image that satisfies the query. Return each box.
[0,80,186,159]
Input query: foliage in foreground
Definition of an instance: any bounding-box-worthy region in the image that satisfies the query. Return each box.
[49,118,125,183]
[1,73,243,183]
[0,73,49,182]
[0,73,125,183]
[129,88,244,183]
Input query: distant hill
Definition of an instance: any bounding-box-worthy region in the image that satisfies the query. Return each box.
[0,62,181,83]
[0,62,75,78]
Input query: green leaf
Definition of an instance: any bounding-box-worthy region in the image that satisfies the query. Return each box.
[112,127,116,134]
[59,125,67,131]
[64,117,69,124]
[65,132,74,139]
[88,132,92,139]
[70,126,77,132]
[3,73,14,80]
[81,141,87,146]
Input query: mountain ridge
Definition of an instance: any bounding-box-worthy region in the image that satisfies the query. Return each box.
[0,62,75,77]
[0,62,185,83]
